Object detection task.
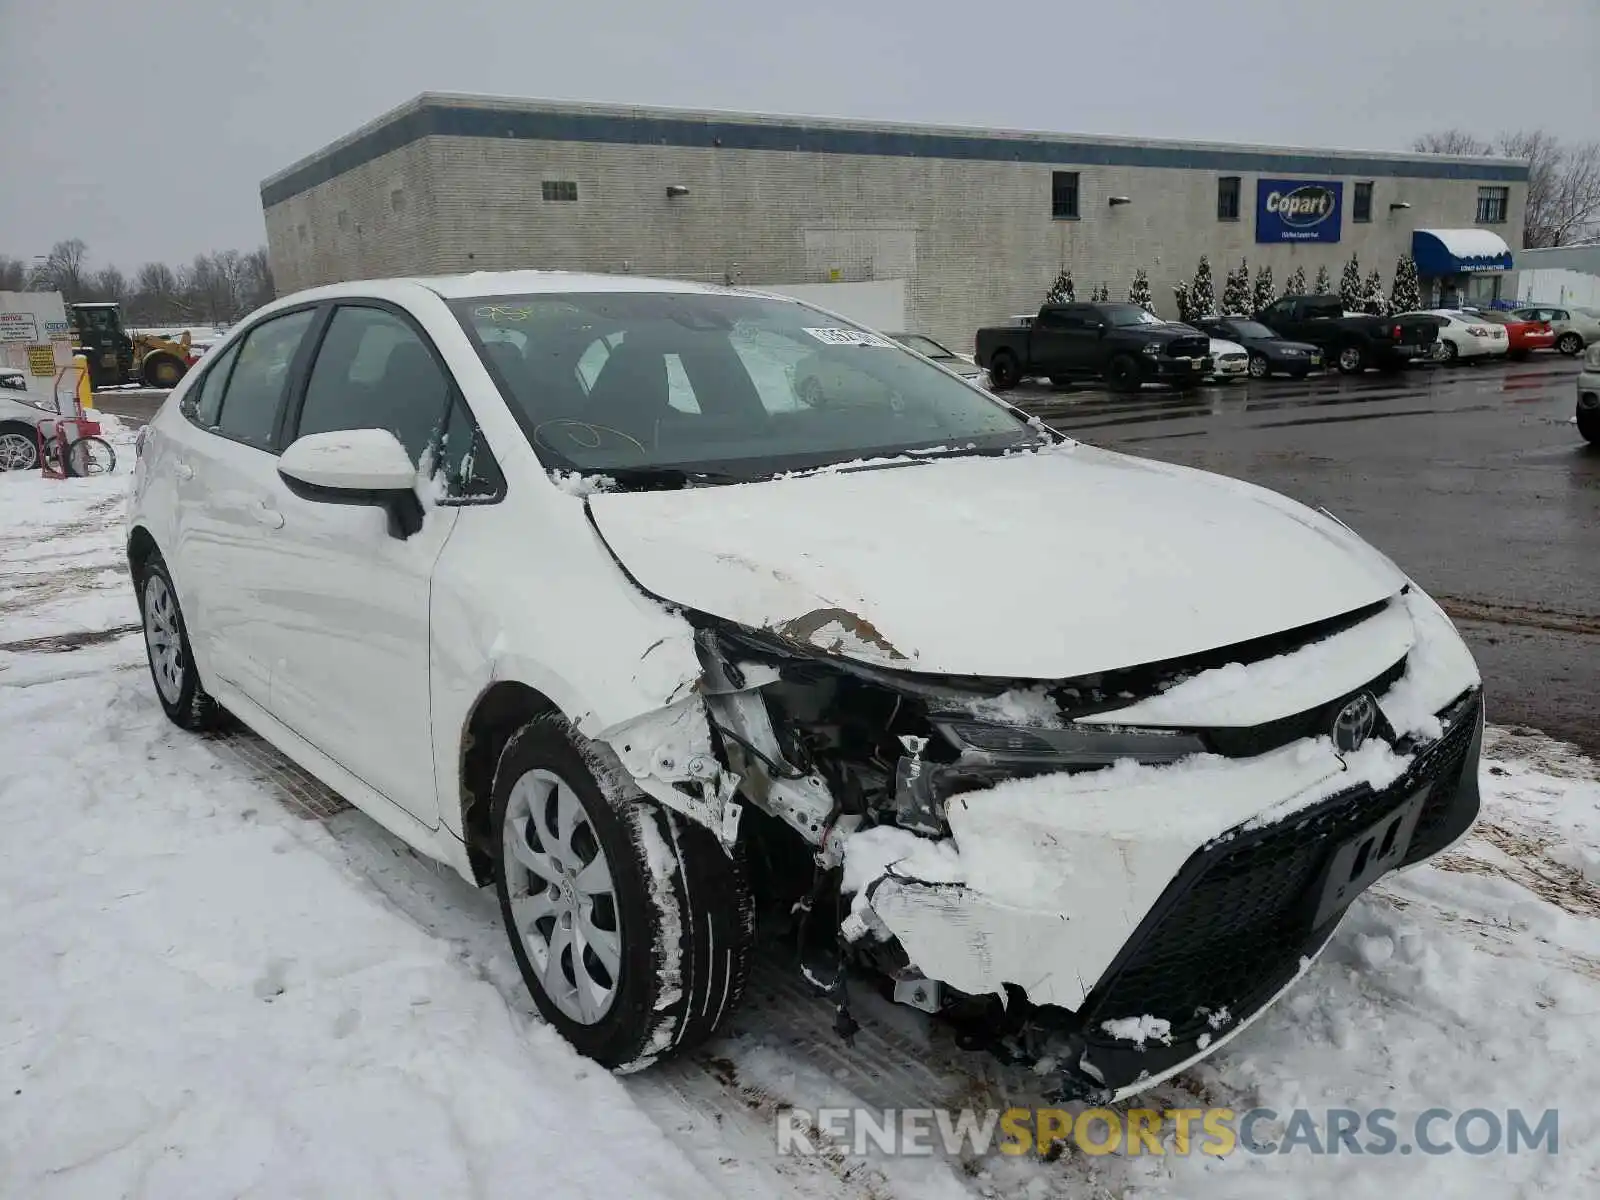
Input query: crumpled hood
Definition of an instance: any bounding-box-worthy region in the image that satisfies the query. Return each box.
[586,445,1406,679]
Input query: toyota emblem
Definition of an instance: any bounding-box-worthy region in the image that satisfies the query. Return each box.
[1332,693,1378,753]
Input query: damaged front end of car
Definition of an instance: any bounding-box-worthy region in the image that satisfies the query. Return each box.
[593,585,1484,1100]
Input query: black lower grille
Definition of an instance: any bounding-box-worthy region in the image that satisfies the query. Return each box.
[1167,336,1210,358]
[1079,693,1481,1086]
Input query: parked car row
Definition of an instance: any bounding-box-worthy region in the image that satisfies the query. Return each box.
[973,295,1434,392]
[969,294,1599,394]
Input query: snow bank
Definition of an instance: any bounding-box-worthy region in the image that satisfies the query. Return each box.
[0,662,728,1199]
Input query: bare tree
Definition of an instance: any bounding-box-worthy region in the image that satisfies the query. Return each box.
[1413,128,1600,247]
[44,238,90,298]
[0,255,27,291]
[131,262,188,324]
[238,248,275,312]
[88,265,129,305]
[1411,130,1495,157]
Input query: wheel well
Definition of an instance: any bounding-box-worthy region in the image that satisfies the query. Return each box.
[126,525,158,581]
[459,681,562,885]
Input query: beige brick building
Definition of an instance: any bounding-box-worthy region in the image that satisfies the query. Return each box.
[262,94,1528,348]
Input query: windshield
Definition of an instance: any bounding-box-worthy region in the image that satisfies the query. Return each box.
[453,292,1040,480]
[893,333,955,359]
[1226,320,1276,339]
[1101,304,1164,327]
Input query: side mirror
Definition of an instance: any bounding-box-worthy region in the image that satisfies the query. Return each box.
[278,428,424,539]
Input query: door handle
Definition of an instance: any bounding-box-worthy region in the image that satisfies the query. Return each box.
[251,501,284,530]
[173,461,194,481]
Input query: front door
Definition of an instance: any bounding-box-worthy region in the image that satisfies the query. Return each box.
[258,302,460,826]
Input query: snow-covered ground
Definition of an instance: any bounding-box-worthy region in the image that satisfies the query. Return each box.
[2,438,1598,1198]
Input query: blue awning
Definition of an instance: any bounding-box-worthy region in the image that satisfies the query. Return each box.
[1412,229,1514,275]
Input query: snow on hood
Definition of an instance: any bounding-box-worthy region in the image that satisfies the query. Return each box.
[586,445,1406,679]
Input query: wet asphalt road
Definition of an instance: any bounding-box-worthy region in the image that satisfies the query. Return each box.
[1010,356,1598,755]
[92,358,1598,754]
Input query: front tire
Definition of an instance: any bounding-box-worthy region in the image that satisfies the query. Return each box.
[141,352,188,389]
[0,422,39,471]
[137,554,220,730]
[1580,409,1599,445]
[1248,353,1270,379]
[1106,354,1141,393]
[492,714,752,1070]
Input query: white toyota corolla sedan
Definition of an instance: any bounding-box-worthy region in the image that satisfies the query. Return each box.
[128,272,1484,1097]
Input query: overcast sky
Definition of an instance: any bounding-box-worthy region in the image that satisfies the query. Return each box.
[2,0,1595,271]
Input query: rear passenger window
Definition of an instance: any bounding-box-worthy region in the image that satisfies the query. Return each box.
[296,306,451,465]
[215,310,315,449]
[187,341,240,427]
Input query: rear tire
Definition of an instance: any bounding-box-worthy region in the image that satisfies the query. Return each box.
[137,554,220,731]
[1440,340,1460,363]
[987,352,1021,391]
[1557,332,1583,356]
[1336,343,1366,374]
[1048,375,1074,389]
[492,713,753,1070]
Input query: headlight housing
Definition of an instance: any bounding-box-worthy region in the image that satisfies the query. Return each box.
[1141,342,1161,357]
[1585,344,1600,370]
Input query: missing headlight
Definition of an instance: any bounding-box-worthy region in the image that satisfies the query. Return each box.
[933,717,1206,766]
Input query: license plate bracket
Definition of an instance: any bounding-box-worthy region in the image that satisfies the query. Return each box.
[1311,786,1430,928]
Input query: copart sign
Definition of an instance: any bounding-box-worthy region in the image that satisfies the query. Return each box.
[1256,179,1343,244]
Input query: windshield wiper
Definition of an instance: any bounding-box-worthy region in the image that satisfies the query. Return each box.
[598,465,748,491]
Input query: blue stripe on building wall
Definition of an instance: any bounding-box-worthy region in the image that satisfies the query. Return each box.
[260,102,1531,209]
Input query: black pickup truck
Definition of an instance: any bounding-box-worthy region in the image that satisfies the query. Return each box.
[975,302,1213,392]
[1256,294,1438,375]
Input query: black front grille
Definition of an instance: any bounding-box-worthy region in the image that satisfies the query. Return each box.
[1167,336,1210,358]
[1078,693,1481,1087]
[1203,656,1407,759]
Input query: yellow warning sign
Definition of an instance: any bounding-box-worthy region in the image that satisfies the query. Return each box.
[27,344,56,376]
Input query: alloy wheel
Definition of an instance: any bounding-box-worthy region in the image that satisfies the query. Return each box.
[1338,346,1363,373]
[142,574,185,705]
[502,769,622,1025]
[0,431,38,471]
[1558,333,1582,356]
[1248,354,1269,379]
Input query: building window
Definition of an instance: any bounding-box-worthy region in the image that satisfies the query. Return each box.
[1476,186,1508,224]
[1353,181,1373,223]
[1051,171,1079,220]
[542,180,579,202]
[336,210,350,232]
[390,188,407,214]
[1217,176,1240,221]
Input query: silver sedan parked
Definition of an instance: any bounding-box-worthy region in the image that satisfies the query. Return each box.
[1513,305,1600,356]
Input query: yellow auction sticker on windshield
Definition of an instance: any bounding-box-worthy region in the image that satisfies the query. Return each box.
[802,327,895,348]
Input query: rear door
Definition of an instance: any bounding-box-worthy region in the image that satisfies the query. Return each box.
[171,307,318,707]
[1027,307,1076,374]
[256,299,467,825]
